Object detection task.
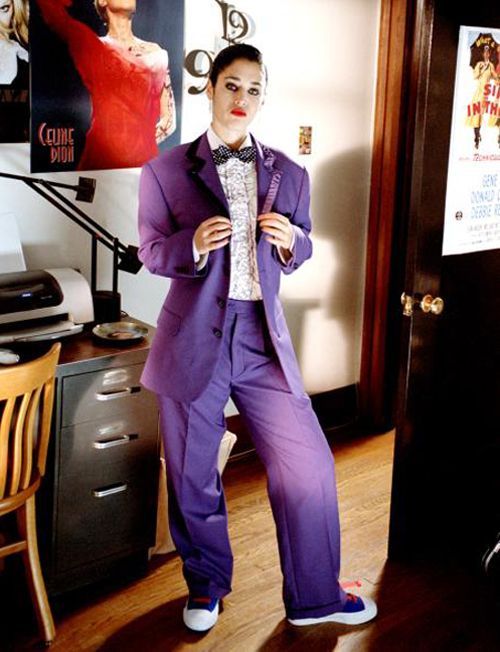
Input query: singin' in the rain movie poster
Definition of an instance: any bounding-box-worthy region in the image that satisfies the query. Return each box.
[443,26,500,256]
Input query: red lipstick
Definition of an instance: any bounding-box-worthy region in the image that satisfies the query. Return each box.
[231,109,247,117]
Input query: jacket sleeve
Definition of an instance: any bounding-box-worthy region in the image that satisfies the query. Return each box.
[272,166,313,274]
[138,162,207,279]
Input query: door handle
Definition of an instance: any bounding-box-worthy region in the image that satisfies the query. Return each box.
[420,294,444,315]
[401,293,444,317]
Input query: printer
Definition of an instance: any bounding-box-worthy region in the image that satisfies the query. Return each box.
[0,268,94,343]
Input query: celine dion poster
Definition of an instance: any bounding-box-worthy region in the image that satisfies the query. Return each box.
[442,26,500,256]
[30,0,184,172]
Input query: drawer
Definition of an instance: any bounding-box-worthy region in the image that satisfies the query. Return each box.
[59,410,158,482]
[55,468,159,573]
[62,364,155,426]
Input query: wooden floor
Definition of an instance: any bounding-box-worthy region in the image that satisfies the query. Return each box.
[3,430,500,651]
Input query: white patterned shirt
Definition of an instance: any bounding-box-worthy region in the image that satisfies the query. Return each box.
[206,127,262,300]
[193,128,295,297]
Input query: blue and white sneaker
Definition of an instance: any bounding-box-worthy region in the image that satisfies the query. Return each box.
[288,593,377,626]
[183,596,220,632]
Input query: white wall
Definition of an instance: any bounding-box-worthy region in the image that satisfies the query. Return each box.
[0,0,380,397]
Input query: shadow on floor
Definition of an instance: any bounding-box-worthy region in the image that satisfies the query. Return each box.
[364,558,500,652]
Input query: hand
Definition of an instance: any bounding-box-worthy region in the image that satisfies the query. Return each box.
[257,213,293,251]
[155,119,170,143]
[194,216,232,255]
[155,114,174,143]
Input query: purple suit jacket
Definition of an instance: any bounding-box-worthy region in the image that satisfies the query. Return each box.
[138,132,313,400]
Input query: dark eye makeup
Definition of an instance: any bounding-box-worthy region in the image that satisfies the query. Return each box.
[225,82,260,97]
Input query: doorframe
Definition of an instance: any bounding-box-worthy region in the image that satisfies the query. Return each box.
[359,0,419,429]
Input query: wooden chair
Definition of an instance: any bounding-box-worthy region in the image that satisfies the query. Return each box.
[0,343,61,645]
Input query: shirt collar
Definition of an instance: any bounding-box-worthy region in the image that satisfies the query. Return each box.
[207,126,252,152]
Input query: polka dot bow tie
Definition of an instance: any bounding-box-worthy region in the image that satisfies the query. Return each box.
[212,145,257,166]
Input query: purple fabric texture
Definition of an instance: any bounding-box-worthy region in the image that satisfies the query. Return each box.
[158,300,346,619]
[138,133,312,401]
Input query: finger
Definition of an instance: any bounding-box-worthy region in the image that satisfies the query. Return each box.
[260,226,286,238]
[205,223,232,235]
[201,225,231,240]
[203,216,232,227]
[206,228,232,243]
[260,224,290,239]
[259,217,289,230]
[258,212,289,224]
[206,238,230,251]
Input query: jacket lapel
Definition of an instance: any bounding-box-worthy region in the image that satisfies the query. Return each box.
[186,133,229,216]
[255,137,276,215]
[254,137,283,244]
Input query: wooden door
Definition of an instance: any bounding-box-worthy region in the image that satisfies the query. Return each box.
[388,1,500,563]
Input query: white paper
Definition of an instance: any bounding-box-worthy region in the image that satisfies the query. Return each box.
[442,26,500,256]
[0,212,27,273]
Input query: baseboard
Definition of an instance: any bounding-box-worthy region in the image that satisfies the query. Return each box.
[227,383,359,458]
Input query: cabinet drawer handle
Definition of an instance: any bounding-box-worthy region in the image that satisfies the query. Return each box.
[93,434,139,449]
[93,483,128,498]
[95,386,140,401]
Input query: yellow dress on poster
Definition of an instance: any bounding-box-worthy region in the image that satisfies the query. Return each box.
[487,46,500,138]
[465,45,497,148]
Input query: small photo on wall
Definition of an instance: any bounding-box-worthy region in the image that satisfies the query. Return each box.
[30,0,184,172]
[0,0,30,143]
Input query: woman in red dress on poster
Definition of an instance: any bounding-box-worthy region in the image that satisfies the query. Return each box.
[37,0,176,170]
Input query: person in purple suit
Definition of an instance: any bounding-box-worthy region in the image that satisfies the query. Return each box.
[138,43,377,632]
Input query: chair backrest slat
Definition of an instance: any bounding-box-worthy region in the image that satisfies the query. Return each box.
[21,386,43,491]
[38,378,56,476]
[9,392,32,496]
[0,398,16,500]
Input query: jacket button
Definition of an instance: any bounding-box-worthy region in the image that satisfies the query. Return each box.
[217,298,226,308]
[213,328,222,338]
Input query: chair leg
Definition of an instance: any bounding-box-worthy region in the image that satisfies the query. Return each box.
[17,497,55,645]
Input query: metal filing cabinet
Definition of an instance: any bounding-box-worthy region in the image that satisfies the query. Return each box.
[37,322,160,595]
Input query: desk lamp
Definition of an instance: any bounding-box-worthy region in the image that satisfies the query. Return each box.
[0,172,142,323]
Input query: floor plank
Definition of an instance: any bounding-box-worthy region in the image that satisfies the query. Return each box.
[2,431,499,651]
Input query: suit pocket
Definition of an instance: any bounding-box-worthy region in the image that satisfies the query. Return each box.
[158,306,181,336]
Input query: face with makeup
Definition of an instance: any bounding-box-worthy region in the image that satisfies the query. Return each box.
[0,0,13,31]
[95,0,136,23]
[207,58,266,144]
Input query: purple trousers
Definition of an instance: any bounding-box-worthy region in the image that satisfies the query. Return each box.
[157,299,346,619]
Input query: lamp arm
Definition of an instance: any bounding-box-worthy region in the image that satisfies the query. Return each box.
[24,180,108,247]
[39,181,126,255]
[0,171,142,276]
[0,171,81,193]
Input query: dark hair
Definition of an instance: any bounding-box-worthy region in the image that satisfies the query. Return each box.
[209,44,267,86]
